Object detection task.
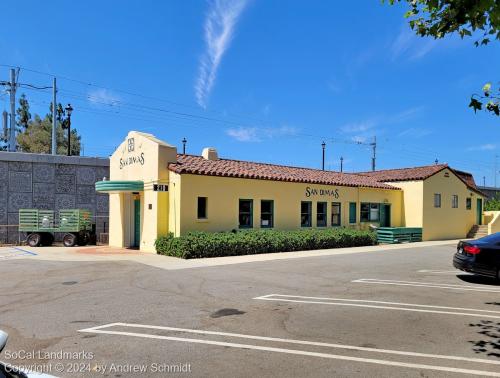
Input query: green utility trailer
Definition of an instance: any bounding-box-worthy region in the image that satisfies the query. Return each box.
[376,227,423,244]
[19,209,94,247]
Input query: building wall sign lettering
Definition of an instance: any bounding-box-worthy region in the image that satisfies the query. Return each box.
[305,186,340,198]
[119,152,145,169]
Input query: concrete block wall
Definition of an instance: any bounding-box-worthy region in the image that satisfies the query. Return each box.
[0,151,109,244]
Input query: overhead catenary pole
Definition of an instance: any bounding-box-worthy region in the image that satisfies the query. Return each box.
[8,69,16,152]
[52,77,57,155]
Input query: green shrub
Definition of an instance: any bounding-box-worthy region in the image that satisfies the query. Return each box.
[155,228,377,259]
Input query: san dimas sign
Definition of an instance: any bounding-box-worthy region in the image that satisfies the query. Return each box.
[305,186,340,198]
[120,153,145,169]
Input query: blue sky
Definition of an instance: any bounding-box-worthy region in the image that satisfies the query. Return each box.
[1,0,499,185]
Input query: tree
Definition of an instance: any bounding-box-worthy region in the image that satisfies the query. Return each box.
[386,0,500,117]
[16,97,82,155]
[16,94,31,131]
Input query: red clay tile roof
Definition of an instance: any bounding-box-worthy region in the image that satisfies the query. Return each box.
[168,154,400,190]
[453,169,477,189]
[356,164,449,182]
[356,164,484,196]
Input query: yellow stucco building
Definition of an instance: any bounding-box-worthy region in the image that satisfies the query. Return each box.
[96,131,486,252]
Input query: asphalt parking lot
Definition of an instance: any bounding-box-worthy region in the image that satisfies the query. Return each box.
[1,243,500,377]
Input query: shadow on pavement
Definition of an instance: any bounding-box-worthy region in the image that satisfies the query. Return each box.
[468,320,500,358]
[456,274,500,286]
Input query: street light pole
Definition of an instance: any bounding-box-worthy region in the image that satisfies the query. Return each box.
[321,141,326,171]
[64,104,73,156]
[182,138,187,155]
[340,156,344,172]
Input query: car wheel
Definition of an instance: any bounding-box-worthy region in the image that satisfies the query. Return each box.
[63,233,77,247]
[27,233,41,247]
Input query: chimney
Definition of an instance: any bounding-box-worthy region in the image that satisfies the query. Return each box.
[202,147,218,161]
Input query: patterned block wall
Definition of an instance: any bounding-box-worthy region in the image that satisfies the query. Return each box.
[0,152,109,244]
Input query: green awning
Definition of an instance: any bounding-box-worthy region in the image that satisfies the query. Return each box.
[95,180,144,193]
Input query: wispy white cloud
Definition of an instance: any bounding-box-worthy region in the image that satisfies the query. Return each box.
[398,127,432,138]
[340,120,377,134]
[226,127,259,142]
[466,144,496,151]
[226,125,298,142]
[387,106,425,124]
[390,26,437,61]
[87,89,121,106]
[195,0,249,108]
[340,106,425,142]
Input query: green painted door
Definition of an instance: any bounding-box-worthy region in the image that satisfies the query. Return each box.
[349,203,357,224]
[134,199,140,247]
[476,198,482,225]
[380,204,391,227]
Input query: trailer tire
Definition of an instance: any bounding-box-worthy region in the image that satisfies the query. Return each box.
[63,233,77,247]
[77,232,90,246]
[27,233,42,247]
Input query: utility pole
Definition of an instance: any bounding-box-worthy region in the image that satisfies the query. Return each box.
[321,141,326,171]
[371,136,376,171]
[340,156,344,172]
[52,78,57,155]
[8,69,16,152]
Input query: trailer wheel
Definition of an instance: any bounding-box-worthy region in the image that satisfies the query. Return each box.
[27,233,42,247]
[41,233,54,246]
[77,232,90,246]
[63,233,77,247]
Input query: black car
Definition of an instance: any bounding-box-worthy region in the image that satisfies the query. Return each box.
[453,232,500,280]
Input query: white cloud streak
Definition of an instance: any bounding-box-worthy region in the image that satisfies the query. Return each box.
[390,26,438,61]
[87,89,121,106]
[466,144,496,151]
[195,0,248,108]
[226,125,298,142]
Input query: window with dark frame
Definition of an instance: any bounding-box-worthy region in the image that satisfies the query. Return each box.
[197,197,207,219]
[239,199,253,228]
[331,202,341,226]
[466,197,472,210]
[260,200,274,228]
[301,201,312,227]
[434,193,441,208]
[360,202,380,222]
[317,202,327,227]
[452,195,458,208]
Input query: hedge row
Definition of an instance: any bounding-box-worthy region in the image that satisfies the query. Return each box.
[155,228,377,259]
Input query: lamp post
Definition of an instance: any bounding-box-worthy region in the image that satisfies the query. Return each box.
[321,141,326,171]
[63,104,73,156]
[182,137,187,155]
[340,156,344,172]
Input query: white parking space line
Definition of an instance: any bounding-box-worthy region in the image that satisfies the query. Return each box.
[353,278,500,293]
[418,269,471,275]
[79,323,500,377]
[254,294,500,319]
